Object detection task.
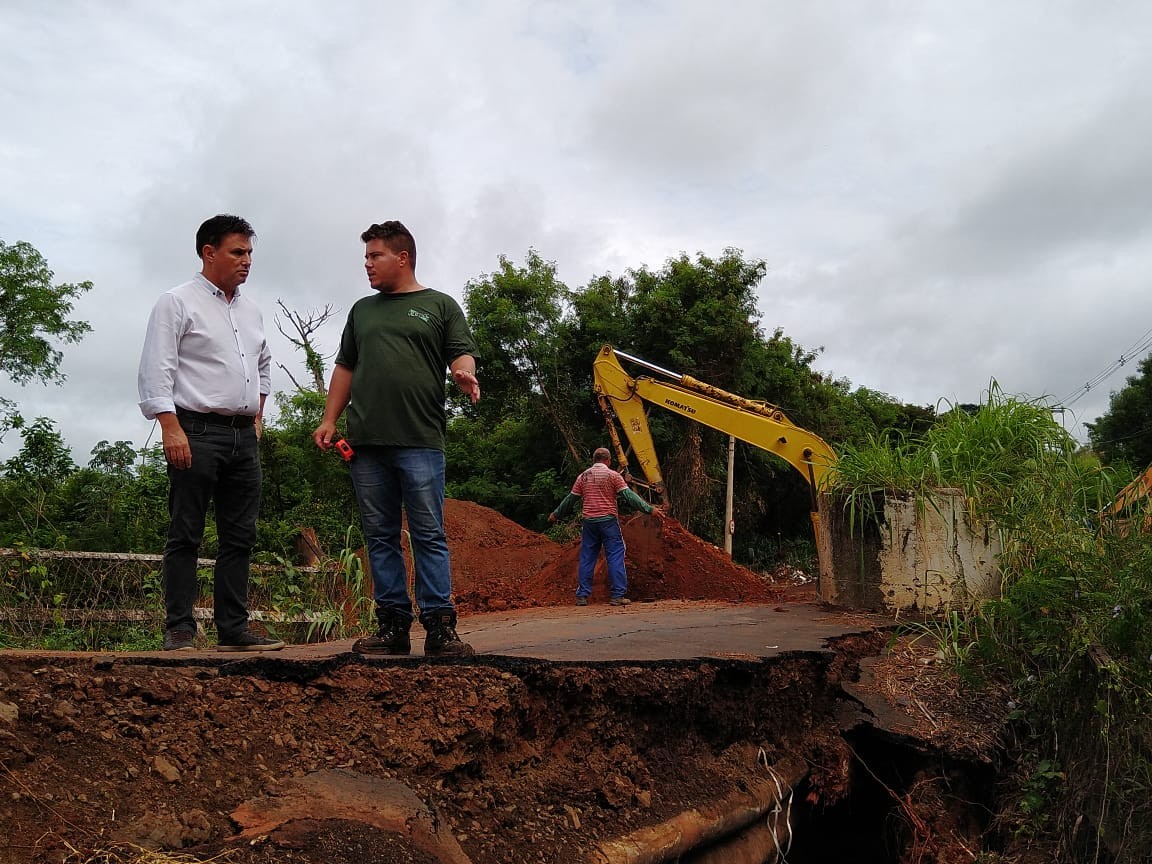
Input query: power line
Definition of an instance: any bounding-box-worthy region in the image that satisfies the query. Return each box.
[1058,325,1152,408]
[1090,422,1152,449]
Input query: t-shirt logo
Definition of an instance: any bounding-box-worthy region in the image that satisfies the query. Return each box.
[408,309,433,324]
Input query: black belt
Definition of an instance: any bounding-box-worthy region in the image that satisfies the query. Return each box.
[176,408,255,428]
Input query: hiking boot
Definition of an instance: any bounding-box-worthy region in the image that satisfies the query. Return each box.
[422,611,474,657]
[575,597,588,606]
[353,608,412,655]
[163,628,196,651]
[609,597,632,607]
[217,631,286,652]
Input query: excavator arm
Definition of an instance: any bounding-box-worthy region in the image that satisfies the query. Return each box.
[592,345,837,498]
[593,345,838,585]
[1103,463,1152,519]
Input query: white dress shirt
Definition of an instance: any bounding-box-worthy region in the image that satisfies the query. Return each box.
[138,273,272,420]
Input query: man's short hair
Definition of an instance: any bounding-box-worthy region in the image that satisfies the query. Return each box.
[593,447,612,463]
[361,221,417,268]
[196,214,255,258]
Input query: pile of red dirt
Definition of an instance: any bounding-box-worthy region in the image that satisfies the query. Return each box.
[441,499,560,612]
[443,500,782,611]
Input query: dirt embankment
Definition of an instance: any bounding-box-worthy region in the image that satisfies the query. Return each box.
[446,500,781,612]
[0,652,862,863]
[0,498,1011,863]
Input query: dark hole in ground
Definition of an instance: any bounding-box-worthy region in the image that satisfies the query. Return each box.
[788,729,998,863]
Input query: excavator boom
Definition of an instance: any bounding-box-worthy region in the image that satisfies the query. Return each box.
[1103,463,1152,519]
[592,345,837,494]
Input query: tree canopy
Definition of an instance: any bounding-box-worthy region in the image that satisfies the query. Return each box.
[1086,353,1152,468]
[0,239,92,435]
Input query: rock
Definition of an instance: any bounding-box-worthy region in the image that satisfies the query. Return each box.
[563,804,581,828]
[121,812,180,850]
[231,768,473,864]
[120,809,211,850]
[152,755,181,783]
[178,809,214,844]
[0,702,18,725]
[600,774,636,809]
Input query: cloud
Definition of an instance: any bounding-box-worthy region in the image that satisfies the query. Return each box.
[2,0,1151,463]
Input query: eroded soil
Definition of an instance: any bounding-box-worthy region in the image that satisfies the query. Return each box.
[0,501,1011,863]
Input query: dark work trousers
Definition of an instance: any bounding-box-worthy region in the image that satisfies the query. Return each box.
[162,416,261,640]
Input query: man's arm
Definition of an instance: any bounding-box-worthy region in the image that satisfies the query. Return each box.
[312,364,353,449]
[138,294,181,420]
[138,294,193,469]
[548,492,582,523]
[450,354,480,404]
[256,329,272,435]
[618,487,655,515]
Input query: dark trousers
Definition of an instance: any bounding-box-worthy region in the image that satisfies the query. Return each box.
[163,416,261,639]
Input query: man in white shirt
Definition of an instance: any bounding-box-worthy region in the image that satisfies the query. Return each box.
[138,214,282,652]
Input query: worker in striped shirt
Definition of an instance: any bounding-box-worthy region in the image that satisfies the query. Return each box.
[548,447,664,606]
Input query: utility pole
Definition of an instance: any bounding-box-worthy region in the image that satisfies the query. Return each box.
[724,435,735,556]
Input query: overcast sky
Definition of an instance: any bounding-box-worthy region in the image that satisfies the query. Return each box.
[2,1,1151,465]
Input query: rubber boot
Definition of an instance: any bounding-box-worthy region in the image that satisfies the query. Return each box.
[421,611,474,657]
[353,607,412,655]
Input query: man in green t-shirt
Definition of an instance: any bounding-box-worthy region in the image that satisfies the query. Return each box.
[313,221,480,657]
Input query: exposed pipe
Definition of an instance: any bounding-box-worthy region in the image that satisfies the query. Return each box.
[586,755,804,864]
[686,817,794,864]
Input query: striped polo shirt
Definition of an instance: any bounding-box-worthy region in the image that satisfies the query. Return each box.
[571,463,628,519]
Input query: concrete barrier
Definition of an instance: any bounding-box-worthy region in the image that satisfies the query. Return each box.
[817,489,1001,613]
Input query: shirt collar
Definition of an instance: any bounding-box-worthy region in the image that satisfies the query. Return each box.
[193,272,241,299]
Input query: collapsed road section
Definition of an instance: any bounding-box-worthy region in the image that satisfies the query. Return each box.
[0,602,1009,864]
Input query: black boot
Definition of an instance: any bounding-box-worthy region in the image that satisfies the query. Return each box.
[353,607,412,655]
[421,611,474,657]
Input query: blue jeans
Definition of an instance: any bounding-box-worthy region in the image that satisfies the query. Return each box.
[163,418,261,639]
[349,446,454,622]
[577,517,628,599]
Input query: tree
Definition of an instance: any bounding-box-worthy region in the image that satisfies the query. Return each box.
[1086,354,1152,467]
[464,250,584,464]
[0,239,92,435]
[3,416,75,482]
[88,440,137,476]
[0,417,76,547]
[275,299,334,394]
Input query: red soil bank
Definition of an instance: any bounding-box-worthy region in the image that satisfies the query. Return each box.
[443,500,780,611]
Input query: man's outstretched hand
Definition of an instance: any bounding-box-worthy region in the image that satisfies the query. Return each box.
[452,368,480,404]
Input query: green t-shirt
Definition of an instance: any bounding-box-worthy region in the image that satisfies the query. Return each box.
[335,288,477,449]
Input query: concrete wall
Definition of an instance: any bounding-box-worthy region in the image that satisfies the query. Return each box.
[817,489,1002,613]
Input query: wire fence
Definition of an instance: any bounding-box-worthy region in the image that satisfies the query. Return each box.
[0,547,373,649]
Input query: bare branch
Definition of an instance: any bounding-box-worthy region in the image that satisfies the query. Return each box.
[276,362,306,393]
[274,299,336,394]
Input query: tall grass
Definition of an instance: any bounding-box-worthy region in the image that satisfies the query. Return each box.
[830,384,1089,527]
[829,386,1152,860]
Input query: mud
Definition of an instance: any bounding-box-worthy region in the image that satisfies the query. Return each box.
[0,657,760,860]
[0,500,1011,863]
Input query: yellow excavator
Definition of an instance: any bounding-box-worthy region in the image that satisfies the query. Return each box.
[1104,463,1152,516]
[1101,463,1152,534]
[591,345,838,574]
